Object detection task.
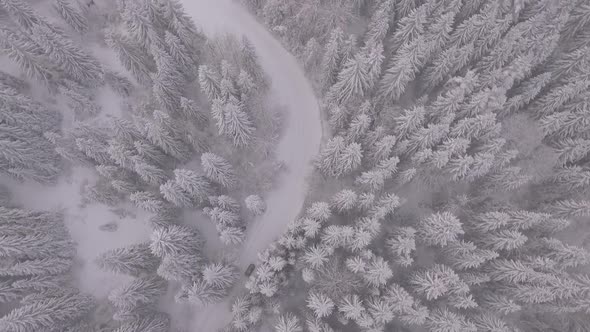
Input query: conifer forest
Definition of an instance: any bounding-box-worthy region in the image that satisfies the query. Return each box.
[1,0,590,331]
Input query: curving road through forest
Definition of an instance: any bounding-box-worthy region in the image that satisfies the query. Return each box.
[178,0,322,330]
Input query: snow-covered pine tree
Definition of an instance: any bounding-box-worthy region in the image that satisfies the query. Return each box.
[378,36,432,103]
[316,136,346,177]
[30,23,103,84]
[307,291,335,318]
[0,202,95,331]
[425,308,476,332]
[96,242,160,276]
[320,27,344,89]
[114,311,170,332]
[200,152,237,188]
[199,65,222,101]
[179,97,208,125]
[0,27,54,86]
[157,253,202,283]
[0,0,42,30]
[422,43,474,91]
[222,99,256,147]
[164,31,196,78]
[301,37,322,71]
[144,110,191,161]
[245,194,266,215]
[105,29,154,86]
[386,227,416,267]
[0,290,95,332]
[330,189,358,213]
[150,224,203,258]
[0,86,62,183]
[173,168,213,205]
[364,0,394,46]
[186,279,226,306]
[202,262,237,289]
[53,0,88,34]
[328,54,370,104]
[240,36,266,88]
[417,211,464,247]
[108,275,167,310]
[133,156,167,186]
[160,180,193,207]
[274,312,302,332]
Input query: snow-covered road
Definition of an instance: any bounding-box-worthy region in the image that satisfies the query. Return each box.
[178,0,322,330]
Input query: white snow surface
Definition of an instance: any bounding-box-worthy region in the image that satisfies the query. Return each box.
[178,0,322,330]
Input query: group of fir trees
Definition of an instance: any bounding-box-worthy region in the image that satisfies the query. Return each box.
[0,0,117,124]
[0,0,102,88]
[240,0,590,331]
[0,0,109,183]
[0,197,97,332]
[0,72,63,183]
[44,0,272,317]
[1,0,276,329]
[96,223,238,313]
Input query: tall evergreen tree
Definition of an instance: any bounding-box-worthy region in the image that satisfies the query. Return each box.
[200,152,237,188]
[53,0,88,34]
[320,28,344,89]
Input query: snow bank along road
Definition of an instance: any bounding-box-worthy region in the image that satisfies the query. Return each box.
[179,0,322,330]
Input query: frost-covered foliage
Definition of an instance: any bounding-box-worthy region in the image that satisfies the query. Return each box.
[0,199,97,331]
[4,0,590,331]
[241,0,590,331]
[0,81,62,183]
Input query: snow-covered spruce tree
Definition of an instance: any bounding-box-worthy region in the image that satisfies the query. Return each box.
[53,0,88,34]
[201,152,237,188]
[0,290,96,332]
[417,211,464,247]
[327,54,371,105]
[245,194,266,215]
[160,180,193,207]
[0,28,54,86]
[30,23,103,84]
[199,64,222,101]
[316,136,363,177]
[330,189,358,213]
[149,224,203,258]
[108,275,167,310]
[320,27,344,89]
[202,262,237,289]
[105,29,154,86]
[240,36,267,88]
[173,168,213,205]
[274,312,302,332]
[96,242,160,277]
[306,291,334,318]
[212,98,256,147]
[185,279,226,306]
[114,311,170,332]
[144,110,192,161]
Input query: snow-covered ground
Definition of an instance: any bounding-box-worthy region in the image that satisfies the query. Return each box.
[177,0,322,330]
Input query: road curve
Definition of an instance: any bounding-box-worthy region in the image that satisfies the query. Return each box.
[178,0,322,330]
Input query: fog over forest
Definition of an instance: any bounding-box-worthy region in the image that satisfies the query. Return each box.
[1,0,590,331]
